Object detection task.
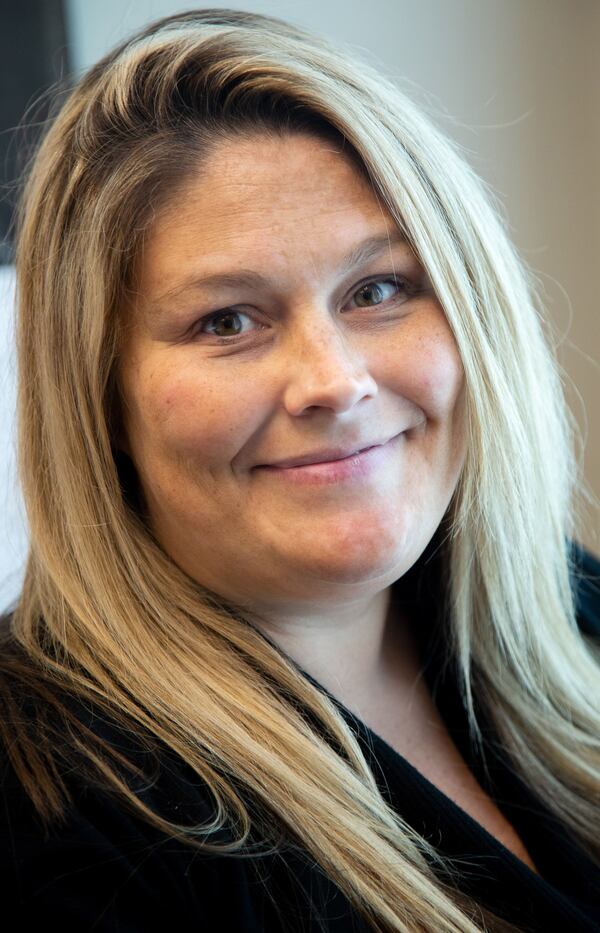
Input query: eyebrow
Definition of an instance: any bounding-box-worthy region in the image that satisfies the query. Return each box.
[148,230,410,309]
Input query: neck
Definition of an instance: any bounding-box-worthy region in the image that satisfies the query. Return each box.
[256,584,421,710]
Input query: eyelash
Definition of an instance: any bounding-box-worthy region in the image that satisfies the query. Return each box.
[191,274,416,345]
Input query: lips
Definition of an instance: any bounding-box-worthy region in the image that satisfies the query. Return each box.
[259,434,399,469]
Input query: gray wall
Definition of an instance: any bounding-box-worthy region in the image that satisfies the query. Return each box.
[2,0,599,610]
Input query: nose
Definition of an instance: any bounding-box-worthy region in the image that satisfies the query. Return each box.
[281,315,379,415]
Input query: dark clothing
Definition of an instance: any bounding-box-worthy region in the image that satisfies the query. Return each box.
[1,541,599,932]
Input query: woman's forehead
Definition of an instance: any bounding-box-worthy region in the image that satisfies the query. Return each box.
[155,132,376,224]
[135,134,408,297]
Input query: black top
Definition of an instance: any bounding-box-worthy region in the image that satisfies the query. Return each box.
[1,540,599,932]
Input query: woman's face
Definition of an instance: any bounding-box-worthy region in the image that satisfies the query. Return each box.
[118,133,466,613]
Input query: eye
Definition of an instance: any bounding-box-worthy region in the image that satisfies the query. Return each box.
[350,275,413,309]
[195,309,256,342]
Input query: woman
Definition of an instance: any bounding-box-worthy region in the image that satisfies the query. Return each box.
[1,8,599,932]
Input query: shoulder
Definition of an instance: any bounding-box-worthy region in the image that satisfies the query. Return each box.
[0,746,234,931]
[569,539,600,637]
[0,626,232,930]
[0,682,314,933]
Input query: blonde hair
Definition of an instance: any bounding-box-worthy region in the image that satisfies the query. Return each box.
[2,9,599,932]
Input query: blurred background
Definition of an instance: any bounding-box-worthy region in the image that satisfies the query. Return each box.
[1,0,599,611]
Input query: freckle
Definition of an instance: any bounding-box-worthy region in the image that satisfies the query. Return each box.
[162,387,182,408]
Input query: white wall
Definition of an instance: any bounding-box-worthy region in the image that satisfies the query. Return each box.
[0,267,27,613]
[2,0,598,611]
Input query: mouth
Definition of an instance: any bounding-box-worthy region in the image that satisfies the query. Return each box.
[258,432,401,470]
[255,432,404,486]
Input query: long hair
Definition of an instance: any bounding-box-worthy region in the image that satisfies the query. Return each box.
[2,8,599,932]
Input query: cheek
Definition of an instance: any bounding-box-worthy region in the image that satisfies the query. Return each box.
[416,331,468,474]
[125,363,259,465]
[398,324,464,421]
[421,347,463,417]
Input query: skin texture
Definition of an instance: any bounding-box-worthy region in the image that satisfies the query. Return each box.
[117,132,467,705]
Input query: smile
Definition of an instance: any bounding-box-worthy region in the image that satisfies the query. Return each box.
[255,433,404,486]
